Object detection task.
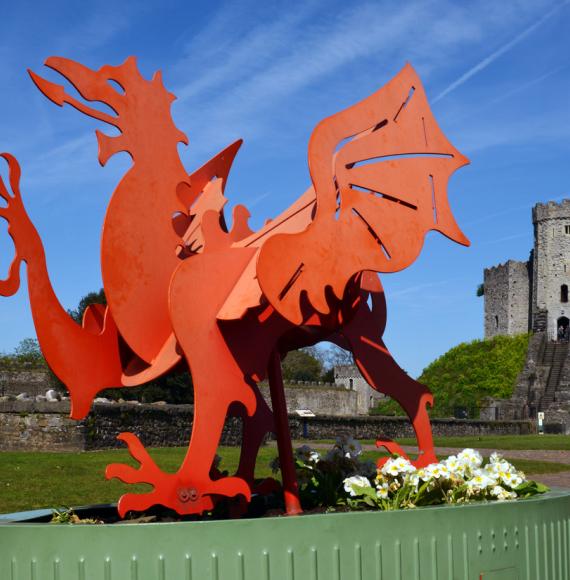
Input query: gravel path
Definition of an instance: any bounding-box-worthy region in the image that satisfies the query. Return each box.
[399,445,570,464]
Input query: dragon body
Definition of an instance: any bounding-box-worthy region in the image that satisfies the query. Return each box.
[0,57,469,516]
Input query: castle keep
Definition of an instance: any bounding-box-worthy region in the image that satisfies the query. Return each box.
[484,199,570,340]
[484,199,570,431]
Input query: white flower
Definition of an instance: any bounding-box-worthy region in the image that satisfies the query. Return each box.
[501,471,523,489]
[457,449,483,470]
[490,485,517,501]
[376,481,389,499]
[381,456,415,477]
[406,471,420,490]
[424,463,450,480]
[485,460,523,488]
[417,468,430,482]
[489,452,503,464]
[466,469,494,490]
[443,455,466,477]
[343,475,371,496]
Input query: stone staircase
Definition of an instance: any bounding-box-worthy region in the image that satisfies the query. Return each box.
[539,341,569,411]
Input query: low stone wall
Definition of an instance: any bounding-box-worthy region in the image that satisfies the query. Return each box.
[83,403,243,450]
[0,401,532,452]
[0,401,84,451]
[287,415,532,441]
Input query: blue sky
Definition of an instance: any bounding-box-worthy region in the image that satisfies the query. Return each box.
[0,0,569,376]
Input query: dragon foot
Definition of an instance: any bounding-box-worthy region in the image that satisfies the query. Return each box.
[106,432,251,517]
[375,438,438,469]
[375,438,411,467]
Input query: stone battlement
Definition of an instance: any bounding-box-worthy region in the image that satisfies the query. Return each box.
[533,198,570,223]
[484,259,528,274]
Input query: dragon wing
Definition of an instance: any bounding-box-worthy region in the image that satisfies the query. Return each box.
[257,63,469,325]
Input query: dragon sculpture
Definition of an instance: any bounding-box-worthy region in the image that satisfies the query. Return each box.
[0,57,469,517]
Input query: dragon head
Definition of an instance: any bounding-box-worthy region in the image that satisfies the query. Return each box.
[257,64,470,325]
[29,56,188,165]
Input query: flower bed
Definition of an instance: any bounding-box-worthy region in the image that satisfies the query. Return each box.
[289,437,547,512]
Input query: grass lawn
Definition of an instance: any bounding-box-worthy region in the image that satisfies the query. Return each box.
[0,446,271,514]
[1,445,568,514]
[396,434,570,450]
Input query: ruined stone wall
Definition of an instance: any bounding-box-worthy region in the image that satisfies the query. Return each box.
[484,260,530,338]
[532,200,570,339]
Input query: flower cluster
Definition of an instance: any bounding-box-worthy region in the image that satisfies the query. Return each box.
[272,435,377,508]
[341,448,548,511]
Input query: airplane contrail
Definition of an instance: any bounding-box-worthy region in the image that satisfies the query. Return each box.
[433,1,570,103]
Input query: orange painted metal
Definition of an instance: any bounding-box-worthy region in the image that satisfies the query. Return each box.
[0,58,468,517]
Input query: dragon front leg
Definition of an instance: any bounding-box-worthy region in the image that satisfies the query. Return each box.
[345,331,437,468]
[107,368,256,517]
[105,245,274,517]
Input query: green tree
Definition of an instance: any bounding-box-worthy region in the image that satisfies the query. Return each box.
[370,334,530,418]
[13,338,43,365]
[418,333,530,416]
[68,288,106,323]
[282,348,323,382]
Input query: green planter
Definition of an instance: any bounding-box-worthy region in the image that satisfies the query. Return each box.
[1,490,569,580]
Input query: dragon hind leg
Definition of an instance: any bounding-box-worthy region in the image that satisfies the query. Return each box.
[340,278,437,468]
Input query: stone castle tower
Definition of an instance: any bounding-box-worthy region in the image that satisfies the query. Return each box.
[484,199,570,340]
[483,199,570,432]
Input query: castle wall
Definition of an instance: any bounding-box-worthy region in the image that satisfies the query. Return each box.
[334,365,384,414]
[484,260,530,338]
[532,200,570,339]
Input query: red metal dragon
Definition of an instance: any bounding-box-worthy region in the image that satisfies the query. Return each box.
[0,57,469,517]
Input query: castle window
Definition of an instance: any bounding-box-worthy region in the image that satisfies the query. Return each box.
[349,378,353,389]
[565,225,570,234]
[495,315,499,329]
[562,285,568,303]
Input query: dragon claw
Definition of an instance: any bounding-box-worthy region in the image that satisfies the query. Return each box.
[107,432,251,517]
